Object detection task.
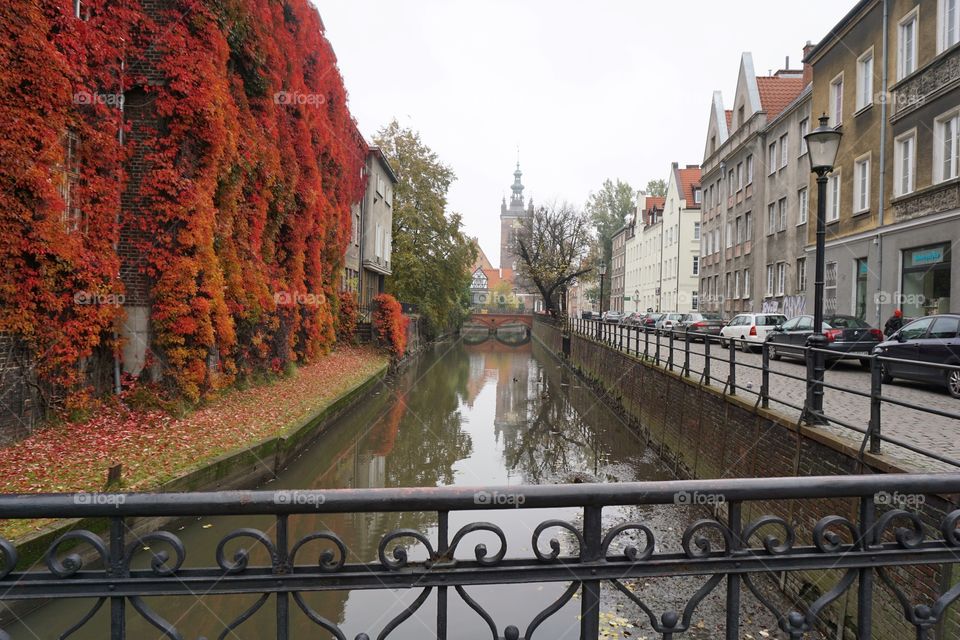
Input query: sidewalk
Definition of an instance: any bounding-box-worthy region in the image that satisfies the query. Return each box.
[0,346,389,540]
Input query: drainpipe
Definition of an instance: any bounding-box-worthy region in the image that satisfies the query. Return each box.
[875,0,890,325]
[113,56,124,395]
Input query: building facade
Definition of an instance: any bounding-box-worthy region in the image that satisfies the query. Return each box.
[659,163,703,312]
[356,147,398,309]
[700,52,811,318]
[610,224,628,312]
[806,0,959,324]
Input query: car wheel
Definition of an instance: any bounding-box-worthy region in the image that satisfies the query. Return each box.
[719,337,728,349]
[770,345,781,361]
[740,336,751,353]
[946,368,960,399]
[880,362,893,384]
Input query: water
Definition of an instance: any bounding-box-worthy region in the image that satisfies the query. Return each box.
[8,330,718,640]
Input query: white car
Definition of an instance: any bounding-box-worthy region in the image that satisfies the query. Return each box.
[718,313,788,352]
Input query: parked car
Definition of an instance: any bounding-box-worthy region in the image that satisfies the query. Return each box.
[640,312,663,329]
[718,313,788,352]
[654,312,686,332]
[602,310,624,324]
[675,312,726,342]
[872,314,960,398]
[766,314,884,368]
[622,312,645,326]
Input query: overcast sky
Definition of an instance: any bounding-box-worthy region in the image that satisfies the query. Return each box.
[318,0,854,267]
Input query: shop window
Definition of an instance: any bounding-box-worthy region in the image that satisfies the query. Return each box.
[901,243,952,316]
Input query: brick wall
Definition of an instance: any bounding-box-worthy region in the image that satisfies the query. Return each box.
[533,317,960,639]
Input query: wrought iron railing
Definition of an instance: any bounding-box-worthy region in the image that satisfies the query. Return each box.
[1,475,960,639]
[564,317,960,470]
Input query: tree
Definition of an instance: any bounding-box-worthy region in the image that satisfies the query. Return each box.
[644,179,667,197]
[514,202,593,316]
[373,121,476,337]
[584,179,634,310]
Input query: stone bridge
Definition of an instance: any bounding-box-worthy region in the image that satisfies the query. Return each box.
[465,311,533,330]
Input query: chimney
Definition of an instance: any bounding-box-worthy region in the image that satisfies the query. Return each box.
[802,41,814,86]
[785,56,790,69]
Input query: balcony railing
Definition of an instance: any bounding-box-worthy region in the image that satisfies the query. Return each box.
[2,475,960,639]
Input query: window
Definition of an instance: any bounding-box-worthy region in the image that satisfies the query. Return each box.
[899,10,918,80]
[935,109,960,182]
[737,162,744,190]
[725,273,732,299]
[57,130,82,233]
[734,271,741,298]
[780,134,789,169]
[797,257,807,291]
[375,174,384,197]
[694,187,702,204]
[854,156,870,212]
[728,169,735,193]
[693,221,701,240]
[798,188,808,225]
[830,74,844,125]
[776,262,786,296]
[931,315,960,339]
[825,261,838,314]
[735,216,742,244]
[692,291,699,310]
[743,269,751,299]
[725,221,733,248]
[778,197,787,231]
[895,131,916,196]
[827,172,841,222]
[746,155,754,184]
[765,265,774,296]
[745,212,752,241]
[692,256,700,276]
[767,203,776,235]
[375,223,383,258]
[857,49,874,111]
[768,142,777,175]
[738,105,745,128]
[799,118,809,155]
[713,229,720,254]
[941,0,960,52]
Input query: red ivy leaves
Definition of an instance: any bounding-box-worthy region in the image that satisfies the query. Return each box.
[0,0,367,406]
[372,293,409,357]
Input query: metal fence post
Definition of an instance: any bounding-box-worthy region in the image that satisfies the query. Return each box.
[580,505,602,639]
[668,330,675,372]
[725,501,742,640]
[857,496,876,637]
[109,517,126,640]
[276,514,290,639]
[437,510,449,639]
[704,335,712,385]
[655,330,662,366]
[728,338,737,396]
[760,342,770,408]
[869,356,882,455]
[644,327,650,360]
[683,331,691,378]
[618,324,624,351]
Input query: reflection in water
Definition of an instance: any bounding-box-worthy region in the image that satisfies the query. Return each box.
[12,337,675,640]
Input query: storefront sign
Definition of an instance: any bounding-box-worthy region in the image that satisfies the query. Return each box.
[910,247,944,267]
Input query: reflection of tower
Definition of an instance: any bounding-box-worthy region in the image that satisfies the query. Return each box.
[499,162,534,272]
[492,352,532,449]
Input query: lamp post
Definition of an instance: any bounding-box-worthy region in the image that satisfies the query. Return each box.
[803,114,842,425]
[597,263,607,339]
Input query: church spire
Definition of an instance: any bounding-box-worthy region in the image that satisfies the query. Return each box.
[510,161,524,205]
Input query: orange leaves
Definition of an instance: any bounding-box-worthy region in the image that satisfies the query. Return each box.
[372,294,409,357]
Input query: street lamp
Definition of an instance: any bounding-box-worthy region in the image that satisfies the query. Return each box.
[803,114,842,425]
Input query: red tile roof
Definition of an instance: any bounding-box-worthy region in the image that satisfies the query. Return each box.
[675,167,702,209]
[724,110,733,130]
[644,196,665,211]
[756,76,806,120]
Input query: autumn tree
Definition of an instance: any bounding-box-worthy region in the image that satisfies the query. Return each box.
[373,120,475,336]
[514,202,593,317]
[644,178,668,197]
[585,179,634,310]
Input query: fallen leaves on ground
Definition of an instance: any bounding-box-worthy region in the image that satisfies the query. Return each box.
[0,346,388,540]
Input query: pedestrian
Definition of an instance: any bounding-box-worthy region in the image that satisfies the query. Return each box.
[884,308,904,337]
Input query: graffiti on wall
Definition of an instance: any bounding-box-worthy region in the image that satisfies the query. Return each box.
[761,295,806,319]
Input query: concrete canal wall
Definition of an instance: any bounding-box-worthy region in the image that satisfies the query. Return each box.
[533,316,960,640]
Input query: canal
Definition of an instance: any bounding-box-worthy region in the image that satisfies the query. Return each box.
[11,328,786,639]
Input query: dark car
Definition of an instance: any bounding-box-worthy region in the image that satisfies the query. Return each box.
[766,314,884,368]
[675,312,725,342]
[622,312,644,326]
[873,314,960,398]
[640,312,663,329]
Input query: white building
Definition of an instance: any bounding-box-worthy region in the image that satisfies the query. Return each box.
[634,164,703,313]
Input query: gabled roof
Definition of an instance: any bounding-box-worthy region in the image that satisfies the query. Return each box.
[756,75,806,120]
[675,165,702,209]
[644,196,665,211]
[470,238,494,272]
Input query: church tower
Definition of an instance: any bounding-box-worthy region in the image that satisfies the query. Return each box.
[499,162,534,271]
